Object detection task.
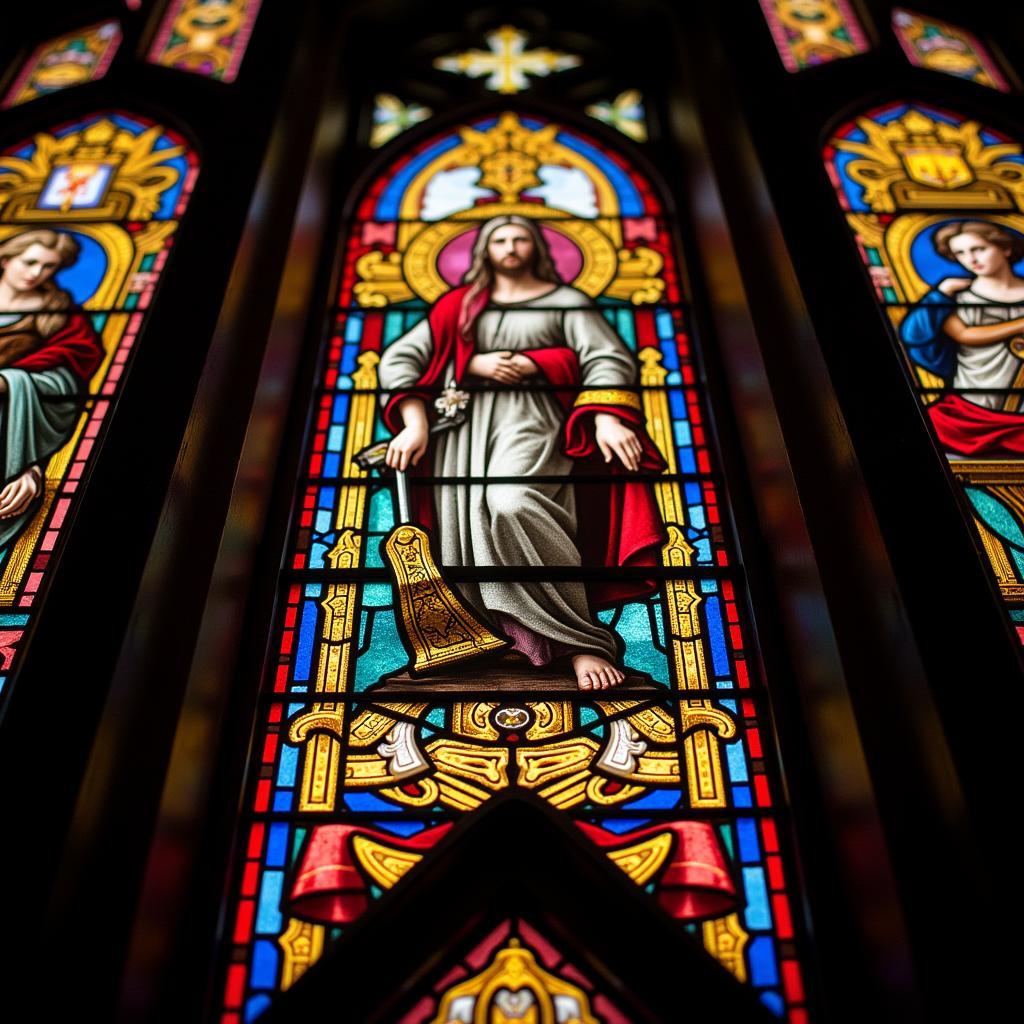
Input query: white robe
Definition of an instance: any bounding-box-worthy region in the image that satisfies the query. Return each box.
[951,288,1024,408]
[378,285,638,660]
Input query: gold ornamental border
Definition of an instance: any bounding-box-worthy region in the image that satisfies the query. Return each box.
[400,207,620,304]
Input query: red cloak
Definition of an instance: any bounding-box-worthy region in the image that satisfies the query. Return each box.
[927,393,1024,457]
[382,285,667,607]
[7,312,103,382]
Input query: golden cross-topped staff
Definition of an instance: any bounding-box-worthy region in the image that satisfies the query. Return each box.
[355,385,508,675]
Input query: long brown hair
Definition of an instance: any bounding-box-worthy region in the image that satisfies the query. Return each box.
[934,220,1024,265]
[458,215,561,339]
[0,229,80,337]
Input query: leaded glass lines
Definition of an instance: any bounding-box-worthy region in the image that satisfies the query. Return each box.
[216,110,812,1023]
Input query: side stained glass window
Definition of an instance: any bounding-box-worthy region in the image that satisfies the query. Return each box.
[2,21,122,109]
[758,0,871,72]
[891,9,1012,92]
[0,112,198,702]
[394,919,633,1024]
[147,0,262,83]
[825,102,1024,644]
[217,111,812,1022]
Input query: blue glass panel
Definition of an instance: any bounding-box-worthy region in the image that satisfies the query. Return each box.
[256,871,284,934]
[266,824,289,868]
[251,941,278,989]
[742,867,773,930]
[736,818,760,863]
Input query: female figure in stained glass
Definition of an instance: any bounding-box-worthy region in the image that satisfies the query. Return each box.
[901,220,1024,455]
[380,215,666,690]
[0,229,103,560]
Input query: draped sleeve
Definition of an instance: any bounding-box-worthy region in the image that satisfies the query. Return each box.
[378,318,438,434]
[900,289,958,383]
[0,365,81,553]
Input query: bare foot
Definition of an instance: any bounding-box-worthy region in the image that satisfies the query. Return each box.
[572,654,626,691]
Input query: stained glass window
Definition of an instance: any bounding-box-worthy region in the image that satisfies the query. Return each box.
[371,95,433,150]
[586,90,648,143]
[394,919,631,1024]
[147,0,262,83]
[758,0,870,72]
[825,102,1024,644]
[217,110,811,1022]
[0,112,198,702]
[891,9,1011,92]
[434,26,581,94]
[2,21,122,109]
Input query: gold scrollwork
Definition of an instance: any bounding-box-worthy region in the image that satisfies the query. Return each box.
[451,702,499,741]
[430,938,599,1024]
[516,740,598,787]
[344,755,400,786]
[279,918,325,990]
[386,525,508,672]
[833,108,1024,214]
[294,353,379,813]
[352,250,414,307]
[430,742,510,787]
[0,118,184,222]
[584,775,647,806]
[379,776,441,808]
[525,701,570,739]
[351,834,424,889]
[607,831,673,884]
[703,914,750,983]
[605,245,666,304]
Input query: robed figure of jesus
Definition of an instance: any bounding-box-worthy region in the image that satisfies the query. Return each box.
[379,215,667,690]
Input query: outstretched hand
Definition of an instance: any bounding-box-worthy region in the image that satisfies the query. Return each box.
[0,466,41,519]
[594,413,643,472]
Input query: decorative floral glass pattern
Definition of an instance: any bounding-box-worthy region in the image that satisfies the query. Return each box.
[586,90,648,144]
[826,102,1024,643]
[0,112,198,701]
[217,111,812,1023]
[371,94,433,150]
[891,8,1011,92]
[2,21,122,109]
[758,0,870,72]
[147,0,262,83]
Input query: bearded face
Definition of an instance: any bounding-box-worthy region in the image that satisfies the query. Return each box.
[485,223,537,278]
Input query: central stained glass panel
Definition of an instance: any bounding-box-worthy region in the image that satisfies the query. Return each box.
[217,111,812,1023]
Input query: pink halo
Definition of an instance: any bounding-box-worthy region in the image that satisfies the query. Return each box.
[437,224,585,287]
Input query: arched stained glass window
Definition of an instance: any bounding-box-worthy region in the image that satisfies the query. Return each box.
[1,20,122,109]
[891,9,1012,92]
[0,111,198,702]
[758,0,871,72]
[825,102,1024,645]
[396,918,632,1024]
[147,0,263,82]
[216,109,813,1022]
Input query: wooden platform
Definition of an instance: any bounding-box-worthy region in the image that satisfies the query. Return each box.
[369,663,657,694]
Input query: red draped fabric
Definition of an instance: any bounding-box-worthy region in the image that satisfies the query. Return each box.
[289,822,453,924]
[576,820,738,920]
[10,312,103,382]
[928,394,1024,456]
[380,284,667,605]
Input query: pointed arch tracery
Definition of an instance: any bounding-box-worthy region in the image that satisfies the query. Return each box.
[0,109,199,702]
[216,107,812,1023]
[825,100,1024,646]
